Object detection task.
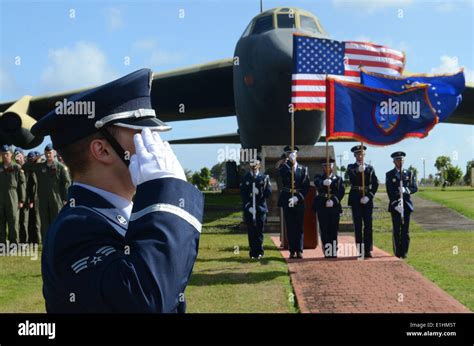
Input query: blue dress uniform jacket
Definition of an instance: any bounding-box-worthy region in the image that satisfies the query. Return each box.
[312,174,345,214]
[42,177,203,313]
[385,168,418,212]
[240,171,272,221]
[347,162,379,255]
[278,161,310,254]
[277,162,310,208]
[347,163,379,206]
[385,168,418,258]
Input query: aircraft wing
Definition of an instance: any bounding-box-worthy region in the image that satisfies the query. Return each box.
[0,58,235,122]
[168,132,241,144]
[0,59,235,147]
[152,58,235,121]
[444,86,474,125]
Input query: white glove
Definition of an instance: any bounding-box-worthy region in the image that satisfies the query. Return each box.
[325,200,334,208]
[395,204,403,214]
[252,186,259,195]
[357,164,365,173]
[248,206,256,215]
[289,152,297,162]
[399,186,409,194]
[323,178,332,186]
[288,196,299,207]
[129,128,186,186]
[360,196,370,204]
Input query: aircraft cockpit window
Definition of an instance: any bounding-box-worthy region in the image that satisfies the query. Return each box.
[300,15,320,34]
[251,15,273,35]
[241,21,253,37]
[277,13,295,28]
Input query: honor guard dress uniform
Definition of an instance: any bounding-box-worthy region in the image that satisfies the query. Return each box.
[312,159,345,258]
[14,148,29,243]
[386,152,418,258]
[278,146,310,259]
[240,156,272,259]
[25,151,42,243]
[35,144,71,239]
[0,145,26,244]
[31,69,204,313]
[347,145,379,257]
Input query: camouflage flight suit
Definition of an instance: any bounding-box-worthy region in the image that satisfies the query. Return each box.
[35,161,71,239]
[24,161,42,243]
[0,163,26,243]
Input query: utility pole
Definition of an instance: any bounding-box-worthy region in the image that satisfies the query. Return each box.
[337,154,344,175]
[421,157,426,182]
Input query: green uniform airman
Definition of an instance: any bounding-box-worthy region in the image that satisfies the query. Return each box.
[36,144,71,239]
[0,145,26,244]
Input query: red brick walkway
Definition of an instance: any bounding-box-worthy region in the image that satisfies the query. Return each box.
[271,234,470,313]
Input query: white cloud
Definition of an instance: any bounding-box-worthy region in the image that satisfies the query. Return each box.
[40,41,117,92]
[131,39,184,68]
[332,0,413,13]
[431,55,474,84]
[104,7,123,32]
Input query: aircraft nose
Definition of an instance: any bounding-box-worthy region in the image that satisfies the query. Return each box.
[267,31,293,74]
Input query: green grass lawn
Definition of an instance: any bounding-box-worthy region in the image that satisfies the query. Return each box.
[0,247,45,312]
[0,190,471,312]
[374,229,474,311]
[417,187,474,220]
[0,191,296,313]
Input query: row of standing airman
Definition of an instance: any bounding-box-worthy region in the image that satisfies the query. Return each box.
[0,144,71,244]
[240,145,417,260]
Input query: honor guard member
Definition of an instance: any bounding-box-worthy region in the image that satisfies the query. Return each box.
[32,68,203,313]
[0,145,26,244]
[14,148,29,243]
[35,144,71,239]
[240,155,272,259]
[313,158,345,258]
[347,145,379,258]
[25,151,42,243]
[386,152,418,258]
[278,146,310,259]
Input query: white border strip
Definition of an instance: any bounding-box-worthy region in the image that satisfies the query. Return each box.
[130,203,202,233]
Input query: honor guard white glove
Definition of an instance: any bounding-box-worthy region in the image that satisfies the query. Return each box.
[289,152,297,163]
[399,186,409,194]
[360,196,370,204]
[248,206,256,215]
[252,185,260,195]
[395,204,403,214]
[129,128,186,186]
[325,199,334,208]
[357,164,365,173]
[323,178,332,186]
[288,196,299,207]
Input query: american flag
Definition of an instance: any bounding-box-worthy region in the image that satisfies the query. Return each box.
[291,35,405,110]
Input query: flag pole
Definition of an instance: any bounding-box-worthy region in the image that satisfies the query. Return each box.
[291,107,295,196]
[326,137,331,198]
[361,141,365,198]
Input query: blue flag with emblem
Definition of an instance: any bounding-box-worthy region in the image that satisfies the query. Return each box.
[326,78,439,145]
[360,69,465,122]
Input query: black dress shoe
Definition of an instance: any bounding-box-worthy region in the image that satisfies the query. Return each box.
[364,252,372,258]
[289,252,296,259]
[296,252,303,259]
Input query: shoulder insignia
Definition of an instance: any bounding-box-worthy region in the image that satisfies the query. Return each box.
[70,246,116,274]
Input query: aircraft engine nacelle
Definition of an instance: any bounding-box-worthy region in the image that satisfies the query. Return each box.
[0,95,44,149]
